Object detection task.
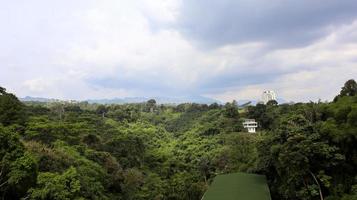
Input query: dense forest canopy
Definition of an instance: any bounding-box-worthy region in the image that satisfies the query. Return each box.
[0,80,356,200]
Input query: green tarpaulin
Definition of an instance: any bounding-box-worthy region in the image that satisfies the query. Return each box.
[202,173,271,200]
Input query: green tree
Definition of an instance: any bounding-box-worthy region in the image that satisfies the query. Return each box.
[0,126,38,199]
[224,101,239,118]
[208,102,220,109]
[0,87,26,126]
[147,99,157,113]
[29,167,81,200]
[247,104,275,129]
[121,168,144,200]
[334,79,357,101]
[257,114,343,200]
[96,105,108,118]
[340,79,357,97]
[105,134,145,168]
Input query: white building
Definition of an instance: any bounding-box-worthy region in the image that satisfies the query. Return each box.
[243,119,258,133]
[262,91,277,104]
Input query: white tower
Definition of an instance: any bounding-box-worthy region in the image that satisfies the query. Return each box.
[262,91,277,104]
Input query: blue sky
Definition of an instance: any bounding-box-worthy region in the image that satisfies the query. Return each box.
[1,0,357,102]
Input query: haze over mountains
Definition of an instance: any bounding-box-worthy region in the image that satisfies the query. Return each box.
[20,96,288,105]
[20,95,221,105]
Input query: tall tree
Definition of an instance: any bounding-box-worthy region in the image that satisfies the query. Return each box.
[96,105,108,118]
[0,86,26,126]
[146,99,156,113]
[334,79,357,101]
[340,79,357,97]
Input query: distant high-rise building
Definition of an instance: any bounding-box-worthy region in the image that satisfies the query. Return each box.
[262,91,277,104]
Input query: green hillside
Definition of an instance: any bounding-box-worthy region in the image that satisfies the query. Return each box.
[202,173,271,200]
[0,79,357,199]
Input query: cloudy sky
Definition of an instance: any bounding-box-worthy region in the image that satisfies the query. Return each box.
[1,0,357,102]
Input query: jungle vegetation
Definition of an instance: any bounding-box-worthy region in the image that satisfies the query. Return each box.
[0,80,356,200]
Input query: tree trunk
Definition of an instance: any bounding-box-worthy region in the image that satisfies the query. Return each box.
[309,171,324,200]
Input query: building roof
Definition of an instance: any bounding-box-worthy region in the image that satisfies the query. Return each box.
[243,119,258,128]
[201,173,271,200]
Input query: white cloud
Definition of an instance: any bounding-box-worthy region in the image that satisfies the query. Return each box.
[21,75,131,100]
[1,1,357,102]
[23,79,50,93]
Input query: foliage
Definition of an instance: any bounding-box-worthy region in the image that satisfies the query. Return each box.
[0,80,356,200]
[28,167,81,200]
[0,88,26,126]
[0,126,37,199]
[257,114,344,199]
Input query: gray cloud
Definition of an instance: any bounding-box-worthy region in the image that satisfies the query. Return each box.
[176,0,357,48]
[1,0,357,102]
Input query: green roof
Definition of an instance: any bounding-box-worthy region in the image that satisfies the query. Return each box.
[202,173,271,200]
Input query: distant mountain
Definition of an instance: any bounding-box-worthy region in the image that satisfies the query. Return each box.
[20,95,221,105]
[86,95,221,104]
[20,96,288,105]
[20,96,60,102]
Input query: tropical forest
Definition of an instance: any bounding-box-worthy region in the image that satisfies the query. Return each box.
[0,79,356,200]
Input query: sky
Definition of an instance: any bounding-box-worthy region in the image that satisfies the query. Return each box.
[1,0,357,102]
